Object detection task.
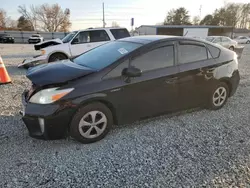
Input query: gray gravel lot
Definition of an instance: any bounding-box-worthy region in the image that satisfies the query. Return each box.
[0,44,250,187]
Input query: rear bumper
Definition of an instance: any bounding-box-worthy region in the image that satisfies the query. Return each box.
[229,70,240,97]
[21,91,75,140]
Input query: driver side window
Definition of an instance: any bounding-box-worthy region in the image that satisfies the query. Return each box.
[104,60,129,79]
[72,31,90,44]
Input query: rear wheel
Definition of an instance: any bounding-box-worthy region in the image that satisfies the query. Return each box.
[70,102,113,144]
[246,40,250,44]
[207,82,229,110]
[48,53,67,63]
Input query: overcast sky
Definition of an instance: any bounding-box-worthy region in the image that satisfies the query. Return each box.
[2,0,250,31]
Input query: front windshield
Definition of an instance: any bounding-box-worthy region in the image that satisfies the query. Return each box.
[205,37,215,42]
[73,41,142,70]
[62,31,77,43]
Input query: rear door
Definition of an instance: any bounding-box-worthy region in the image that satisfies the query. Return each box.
[176,40,216,109]
[70,30,110,57]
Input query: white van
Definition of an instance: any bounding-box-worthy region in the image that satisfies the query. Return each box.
[18,27,130,68]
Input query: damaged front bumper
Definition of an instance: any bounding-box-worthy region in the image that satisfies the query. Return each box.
[18,55,48,68]
[21,90,75,140]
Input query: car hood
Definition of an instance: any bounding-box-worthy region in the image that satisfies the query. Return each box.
[26,60,95,86]
[34,38,62,50]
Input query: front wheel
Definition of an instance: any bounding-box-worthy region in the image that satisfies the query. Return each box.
[70,102,113,144]
[207,82,229,110]
[246,40,250,44]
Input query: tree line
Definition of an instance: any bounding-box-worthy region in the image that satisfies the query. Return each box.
[1,2,250,32]
[0,4,71,32]
[164,2,250,28]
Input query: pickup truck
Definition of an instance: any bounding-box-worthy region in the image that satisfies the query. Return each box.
[18,27,130,68]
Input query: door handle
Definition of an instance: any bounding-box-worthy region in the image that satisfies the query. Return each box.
[165,77,178,84]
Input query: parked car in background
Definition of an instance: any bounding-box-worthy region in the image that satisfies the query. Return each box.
[234,36,250,44]
[28,34,44,44]
[0,34,14,43]
[21,36,240,144]
[18,27,131,68]
[205,36,237,51]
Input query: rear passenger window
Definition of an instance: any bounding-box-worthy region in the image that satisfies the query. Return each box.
[131,46,174,72]
[206,44,220,58]
[110,29,130,39]
[89,30,110,42]
[178,43,208,64]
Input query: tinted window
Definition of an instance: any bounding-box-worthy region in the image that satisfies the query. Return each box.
[206,44,220,58]
[105,60,129,79]
[131,46,174,72]
[178,42,208,64]
[110,29,130,39]
[74,41,142,70]
[89,30,110,42]
[73,30,110,44]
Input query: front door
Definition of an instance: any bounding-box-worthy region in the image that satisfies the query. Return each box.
[103,43,180,122]
[70,30,110,57]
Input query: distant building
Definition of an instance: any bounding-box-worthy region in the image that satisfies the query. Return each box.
[233,28,250,38]
[136,25,234,38]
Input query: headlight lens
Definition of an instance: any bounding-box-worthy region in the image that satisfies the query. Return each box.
[41,49,46,55]
[29,87,74,104]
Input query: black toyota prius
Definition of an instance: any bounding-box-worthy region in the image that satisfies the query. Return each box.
[21,36,240,144]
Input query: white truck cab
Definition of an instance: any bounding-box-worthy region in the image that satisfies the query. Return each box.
[18,27,130,68]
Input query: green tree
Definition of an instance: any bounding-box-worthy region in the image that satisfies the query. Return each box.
[164,7,191,25]
[17,16,34,31]
[200,14,214,25]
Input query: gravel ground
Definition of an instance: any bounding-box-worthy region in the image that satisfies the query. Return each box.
[0,44,250,187]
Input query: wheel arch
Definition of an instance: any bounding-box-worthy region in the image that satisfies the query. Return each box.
[219,77,232,96]
[72,96,118,125]
[47,51,70,62]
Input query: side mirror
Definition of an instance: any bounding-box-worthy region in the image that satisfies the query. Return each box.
[122,66,142,77]
[72,38,79,44]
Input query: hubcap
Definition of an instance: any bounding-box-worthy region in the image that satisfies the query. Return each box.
[78,111,107,139]
[213,87,227,107]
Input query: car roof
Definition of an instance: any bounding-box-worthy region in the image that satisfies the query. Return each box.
[75,27,128,32]
[118,35,205,44]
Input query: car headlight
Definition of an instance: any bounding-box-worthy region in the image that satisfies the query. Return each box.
[41,49,46,55]
[29,87,74,104]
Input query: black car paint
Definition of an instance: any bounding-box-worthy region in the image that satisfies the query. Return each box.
[0,34,14,43]
[26,60,95,86]
[22,36,240,140]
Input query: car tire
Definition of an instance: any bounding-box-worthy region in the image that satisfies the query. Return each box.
[229,46,234,51]
[48,53,67,62]
[207,82,229,110]
[70,102,113,144]
[246,40,250,44]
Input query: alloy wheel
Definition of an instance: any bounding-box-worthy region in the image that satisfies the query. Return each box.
[78,111,107,139]
[212,87,227,107]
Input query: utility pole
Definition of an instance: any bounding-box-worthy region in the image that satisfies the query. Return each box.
[199,5,202,19]
[102,2,105,28]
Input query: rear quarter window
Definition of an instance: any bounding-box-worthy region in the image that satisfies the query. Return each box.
[110,29,130,39]
[206,44,220,58]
